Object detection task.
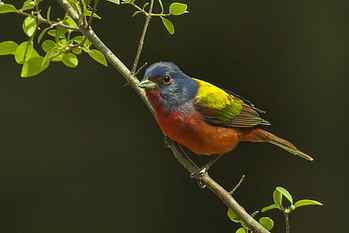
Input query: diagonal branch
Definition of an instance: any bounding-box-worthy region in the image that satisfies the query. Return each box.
[56,1,270,233]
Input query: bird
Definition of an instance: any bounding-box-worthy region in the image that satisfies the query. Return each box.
[138,62,314,168]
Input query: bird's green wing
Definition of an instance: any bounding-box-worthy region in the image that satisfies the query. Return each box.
[193,78,270,128]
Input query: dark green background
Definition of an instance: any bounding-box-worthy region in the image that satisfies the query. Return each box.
[0,0,347,232]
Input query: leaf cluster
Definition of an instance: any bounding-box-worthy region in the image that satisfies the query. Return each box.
[106,0,188,35]
[0,0,107,78]
[0,0,188,78]
[227,186,322,232]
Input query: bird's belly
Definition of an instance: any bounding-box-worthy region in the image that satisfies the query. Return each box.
[156,111,240,155]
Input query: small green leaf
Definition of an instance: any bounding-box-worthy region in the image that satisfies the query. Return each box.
[105,0,120,4]
[236,228,246,233]
[72,35,85,43]
[0,41,18,55]
[0,3,17,14]
[273,189,283,209]
[276,186,293,205]
[72,47,82,55]
[47,30,56,37]
[83,10,102,19]
[63,15,78,29]
[83,39,92,49]
[227,209,240,223]
[41,40,56,53]
[259,217,274,231]
[42,47,62,66]
[169,2,188,16]
[294,199,323,209]
[88,49,108,66]
[62,53,78,68]
[161,17,175,35]
[23,16,37,37]
[48,29,67,40]
[261,204,278,212]
[21,56,49,78]
[15,41,39,64]
[21,0,35,11]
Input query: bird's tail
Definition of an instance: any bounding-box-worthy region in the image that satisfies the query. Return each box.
[240,128,314,161]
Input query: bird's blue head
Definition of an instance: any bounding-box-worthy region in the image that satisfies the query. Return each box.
[139,62,198,110]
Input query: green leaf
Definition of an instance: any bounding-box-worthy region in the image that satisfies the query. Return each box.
[72,47,82,55]
[236,228,246,233]
[105,0,120,4]
[42,47,62,66]
[63,15,78,29]
[261,203,278,212]
[169,2,188,16]
[83,10,102,19]
[259,217,274,231]
[273,189,283,209]
[62,53,78,68]
[41,40,56,53]
[161,17,175,35]
[21,56,49,78]
[227,209,240,223]
[0,41,18,55]
[88,49,108,66]
[15,41,39,64]
[276,186,293,205]
[0,3,17,14]
[23,16,37,37]
[21,0,35,11]
[83,39,91,49]
[47,29,67,40]
[294,199,323,209]
[72,35,85,43]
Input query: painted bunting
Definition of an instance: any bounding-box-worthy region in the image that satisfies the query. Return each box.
[139,62,313,163]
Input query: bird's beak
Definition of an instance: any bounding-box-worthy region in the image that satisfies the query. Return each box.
[138,79,158,90]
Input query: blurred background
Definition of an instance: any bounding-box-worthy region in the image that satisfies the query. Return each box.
[0,0,348,232]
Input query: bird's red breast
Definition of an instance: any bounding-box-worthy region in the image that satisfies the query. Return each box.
[146,90,241,155]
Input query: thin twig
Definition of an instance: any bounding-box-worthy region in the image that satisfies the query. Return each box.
[17,10,78,31]
[131,0,154,74]
[88,0,100,26]
[56,1,270,233]
[229,174,246,194]
[284,213,290,233]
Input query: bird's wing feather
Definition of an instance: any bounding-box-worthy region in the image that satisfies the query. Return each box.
[193,78,270,128]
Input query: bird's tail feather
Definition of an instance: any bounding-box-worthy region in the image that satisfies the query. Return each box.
[241,128,314,161]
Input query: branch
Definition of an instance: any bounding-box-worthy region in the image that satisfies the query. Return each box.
[131,0,154,74]
[56,1,270,233]
[284,213,290,233]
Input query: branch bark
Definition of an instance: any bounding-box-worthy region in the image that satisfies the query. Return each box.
[56,1,270,233]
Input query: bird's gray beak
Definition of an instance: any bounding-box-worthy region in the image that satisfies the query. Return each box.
[138,79,158,90]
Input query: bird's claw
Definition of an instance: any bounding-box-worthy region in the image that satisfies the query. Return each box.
[190,167,208,189]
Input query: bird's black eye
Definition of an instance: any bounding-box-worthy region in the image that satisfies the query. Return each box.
[162,75,171,85]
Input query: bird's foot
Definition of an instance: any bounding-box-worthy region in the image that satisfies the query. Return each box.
[190,166,209,189]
